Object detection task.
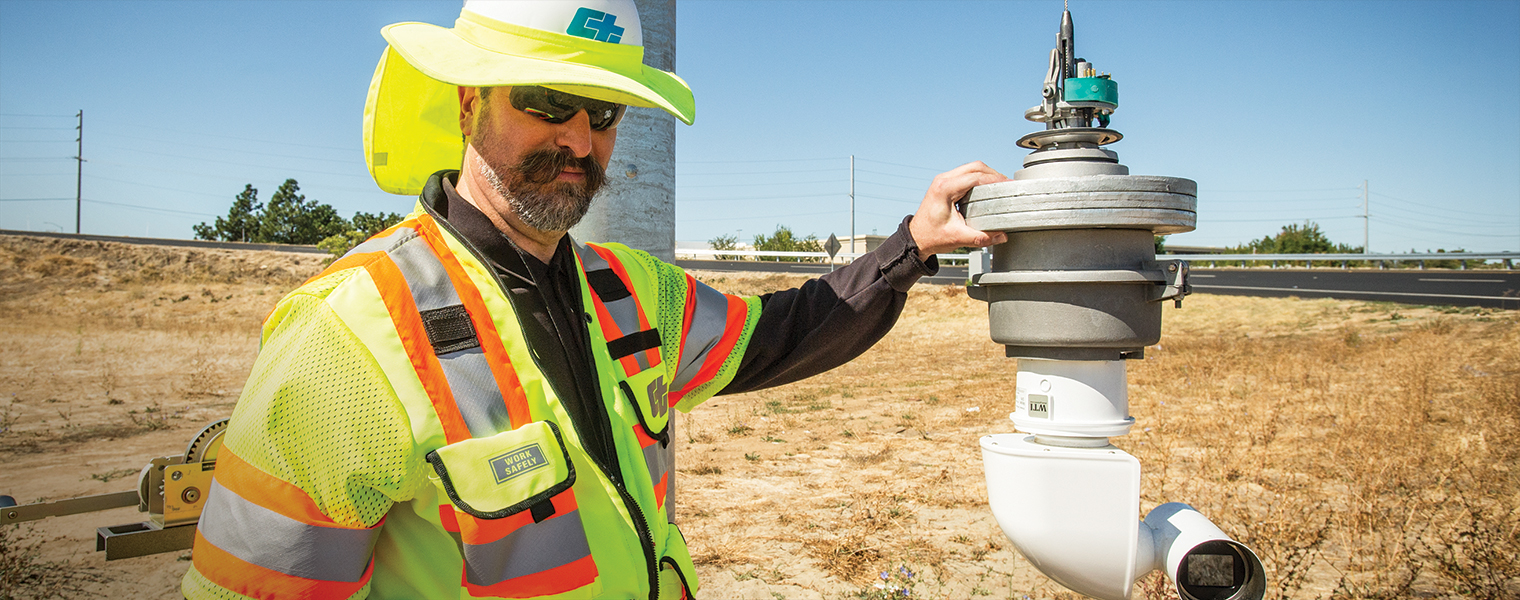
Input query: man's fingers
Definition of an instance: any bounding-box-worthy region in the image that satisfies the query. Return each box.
[929,169,1009,205]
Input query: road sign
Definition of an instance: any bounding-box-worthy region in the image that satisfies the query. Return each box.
[825,233,841,259]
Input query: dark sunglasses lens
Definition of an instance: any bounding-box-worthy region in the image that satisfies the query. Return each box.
[509,86,625,131]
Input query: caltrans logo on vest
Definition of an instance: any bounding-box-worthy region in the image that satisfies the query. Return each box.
[566,7,625,43]
[489,443,550,484]
[647,376,668,419]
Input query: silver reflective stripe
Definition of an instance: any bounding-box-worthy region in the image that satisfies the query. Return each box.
[672,281,730,390]
[439,347,513,437]
[389,237,461,312]
[462,509,594,586]
[573,241,652,370]
[344,226,416,258]
[571,240,609,272]
[642,440,670,486]
[664,441,676,520]
[388,237,510,437]
[198,480,377,582]
[601,295,650,370]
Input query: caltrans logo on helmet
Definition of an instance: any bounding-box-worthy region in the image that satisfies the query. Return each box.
[566,7,624,43]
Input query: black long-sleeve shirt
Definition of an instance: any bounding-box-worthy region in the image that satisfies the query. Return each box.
[422,171,936,474]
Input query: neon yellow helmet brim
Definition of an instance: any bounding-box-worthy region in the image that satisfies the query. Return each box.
[363,10,695,196]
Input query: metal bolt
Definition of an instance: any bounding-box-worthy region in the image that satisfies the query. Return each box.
[6,511,15,519]
[1167,263,1178,272]
[181,487,201,504]
[171,471,182,481]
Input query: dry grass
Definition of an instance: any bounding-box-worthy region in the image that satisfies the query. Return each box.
[1,236,1516,599]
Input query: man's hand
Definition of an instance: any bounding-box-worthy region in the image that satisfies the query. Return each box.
[909,161,1010,260]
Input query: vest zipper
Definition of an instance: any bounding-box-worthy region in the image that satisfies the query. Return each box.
[423,195,662,599]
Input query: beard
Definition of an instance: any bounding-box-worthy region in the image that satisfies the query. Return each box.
[475,145,606,233]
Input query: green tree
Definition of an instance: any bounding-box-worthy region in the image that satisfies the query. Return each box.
[708,233,739,260]
[257,179,348,245]
[752,225,822,262]
[1226,221,1362,255]
[193,184,262,242]
[319,211,406,257]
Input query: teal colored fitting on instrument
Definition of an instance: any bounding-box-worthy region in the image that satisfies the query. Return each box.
[1064,77,1118,106]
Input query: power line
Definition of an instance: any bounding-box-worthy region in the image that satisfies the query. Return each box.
[0,157,73,161]
[855,194,919,205]
[85,173,237,199]
[677,192,840,203]
[1204,216,1362,223]
[1374,203,1517,228]
[676,157,836,165]
[853,158,952,173]
[0,197,72,202]
[82,198,218,217]
[680,210,842,222]
[0,113,76,118]
[92,143,371,178]
[678,167,845,176]
[87,158,386,193]
[1204,187,1360,193]
[676,178,843,190]
[854,168,933,181]
[1370,191,1507,218]
[0,126,74,130]
[1371,214,1517,238]
[116,123,359,153]
[94,132,358,164]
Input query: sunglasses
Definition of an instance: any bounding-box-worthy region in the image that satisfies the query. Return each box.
[508,86,627,131]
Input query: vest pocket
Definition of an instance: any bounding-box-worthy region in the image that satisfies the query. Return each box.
[428,421,600,598]
[659,524,700,599]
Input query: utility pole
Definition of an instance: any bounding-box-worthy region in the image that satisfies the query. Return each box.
[571,0,676,260]
[74,110,83,234]
[849,155,855,254]
[1360,179,1368,254]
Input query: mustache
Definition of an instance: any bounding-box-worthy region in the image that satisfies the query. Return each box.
[513,148,606,192]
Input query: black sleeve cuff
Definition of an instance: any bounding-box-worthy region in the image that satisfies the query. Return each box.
[875,215,938,293]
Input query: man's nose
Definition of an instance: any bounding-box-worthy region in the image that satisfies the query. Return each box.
[553,110,594,158]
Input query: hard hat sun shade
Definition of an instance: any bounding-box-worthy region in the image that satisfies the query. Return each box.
[363,3,695,196]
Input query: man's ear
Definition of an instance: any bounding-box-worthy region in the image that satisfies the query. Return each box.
[458,86,479,139]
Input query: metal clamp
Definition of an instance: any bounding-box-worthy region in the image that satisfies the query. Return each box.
[1148,260,1190,307]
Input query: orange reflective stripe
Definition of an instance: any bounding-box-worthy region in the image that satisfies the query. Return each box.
[213,449,339,527]
[415,214,532,431]
[678,294,748,398]
[192,530,372,600]
[439,504,461,532]
[361,255,472,443]
[465,554,598,599]
[454,490,580,545]
[590,245,662,370]
[587,287,642,376]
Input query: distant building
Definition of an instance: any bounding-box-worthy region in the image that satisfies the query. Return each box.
[839,234,887,254]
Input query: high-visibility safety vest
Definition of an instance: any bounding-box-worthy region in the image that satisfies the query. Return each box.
[182,203,760,599]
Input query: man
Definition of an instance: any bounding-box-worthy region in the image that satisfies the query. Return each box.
[182,1,1007,598]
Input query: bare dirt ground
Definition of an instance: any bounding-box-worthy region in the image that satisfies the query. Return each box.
[1,234,1516,599]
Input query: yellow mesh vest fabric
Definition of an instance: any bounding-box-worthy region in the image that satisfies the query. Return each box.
[223,271,422,528]
[620,248,762,411]
[182,568,371,600]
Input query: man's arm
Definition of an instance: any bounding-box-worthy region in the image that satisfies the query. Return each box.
[721,162,1009,394]
[183,291,421,600]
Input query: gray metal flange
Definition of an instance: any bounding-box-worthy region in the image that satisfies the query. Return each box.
[964,175,1197,234]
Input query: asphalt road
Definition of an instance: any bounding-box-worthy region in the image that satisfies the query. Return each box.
[677,259,1520,309]
[1187,269,1520,310]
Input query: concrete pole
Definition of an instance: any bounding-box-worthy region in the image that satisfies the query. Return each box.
[570,0,677,261]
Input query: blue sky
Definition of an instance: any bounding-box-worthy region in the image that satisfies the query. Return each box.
[2,0,1517,252]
